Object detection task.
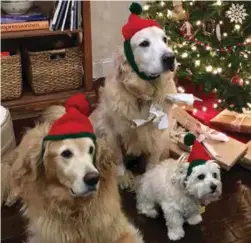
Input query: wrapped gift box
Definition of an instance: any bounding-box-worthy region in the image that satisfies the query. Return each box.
[172,107,248,170]
[239,141,251,170]
[210,109,251,134]
[169,140,188,159]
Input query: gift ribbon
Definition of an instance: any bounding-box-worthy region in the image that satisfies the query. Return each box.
[196,124,229,159]
[220,110,251,132]
[231,114,248,132]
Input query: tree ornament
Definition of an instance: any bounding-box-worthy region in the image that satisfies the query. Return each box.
[246,36,251,45]
[231,75,244,86]
[171,0,188,21]
[225,3,248,24]
[202,19,216,36]
[180,21,194,40]
[216,23,221,41]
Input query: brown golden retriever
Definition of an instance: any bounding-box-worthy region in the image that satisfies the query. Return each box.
[90,45,177,189]
[3,118,143,243]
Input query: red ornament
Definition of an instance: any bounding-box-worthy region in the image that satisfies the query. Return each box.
[197,40,201,45]
[186,75,192,81]
[220,48,226,53]
[180,21,194,40]
[231,75,244,86]
[228,47,233,52]
[238,42,243,46]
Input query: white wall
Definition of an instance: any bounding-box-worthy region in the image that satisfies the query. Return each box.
[91,1,146,78]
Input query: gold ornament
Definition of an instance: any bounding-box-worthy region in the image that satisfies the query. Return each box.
[171,1,188,21]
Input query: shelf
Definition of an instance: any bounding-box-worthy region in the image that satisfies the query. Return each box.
[2,88,97,120]
[1,29,82,39]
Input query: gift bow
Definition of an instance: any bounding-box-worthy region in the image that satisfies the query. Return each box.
[132,104,168,130]
[196,124,229,159]
[166,93,202,106]
[132,93,202,130]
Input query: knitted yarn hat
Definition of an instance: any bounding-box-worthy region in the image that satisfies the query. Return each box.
[39,93,96,170]
[184,133,212,177]
[44,93,95,142]
[122,2,161,41]
[122,2,161,81]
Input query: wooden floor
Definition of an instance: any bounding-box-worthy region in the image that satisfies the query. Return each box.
[1,119,251,243]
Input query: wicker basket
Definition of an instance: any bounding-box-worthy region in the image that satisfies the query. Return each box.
[1,54,22,101]
[26,47,83,95]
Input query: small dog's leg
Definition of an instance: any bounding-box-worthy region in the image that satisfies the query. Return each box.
[136,200,158,218]
[187,213,202,225]
[136,188,158,218]
[162,203,185,241]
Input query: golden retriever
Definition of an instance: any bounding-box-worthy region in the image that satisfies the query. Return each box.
[3,118,143,243]
[90,33,177,188]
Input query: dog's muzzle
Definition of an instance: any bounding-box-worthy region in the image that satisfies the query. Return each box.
[162,53,175,72]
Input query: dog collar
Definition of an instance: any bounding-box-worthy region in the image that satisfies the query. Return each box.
[124,40,160,81]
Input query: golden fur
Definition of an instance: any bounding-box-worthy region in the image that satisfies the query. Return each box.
[3,119,143,243]
[90,48,177,186]
[41,47,177,189]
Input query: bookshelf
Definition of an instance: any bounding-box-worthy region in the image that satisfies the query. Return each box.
[1,29,82,39]
[1,1,96,120]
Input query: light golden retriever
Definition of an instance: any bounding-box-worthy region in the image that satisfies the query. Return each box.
[90,27,177,188]
[2,117,143,243]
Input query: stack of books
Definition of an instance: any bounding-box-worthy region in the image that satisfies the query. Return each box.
[0,8,49,32]
[0,0,82,33]
[50,0,82,31]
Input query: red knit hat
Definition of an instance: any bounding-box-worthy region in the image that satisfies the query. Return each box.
[122,2,161,41]
[184,133,212,176]
[44,93,95,142]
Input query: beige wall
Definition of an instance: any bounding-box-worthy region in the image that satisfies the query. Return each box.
[91,1,146,78]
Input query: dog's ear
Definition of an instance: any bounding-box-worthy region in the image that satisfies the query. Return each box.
[11,123,50,194]
[113,47,131,81]
[95,138,116,178]
[171,161,189,184]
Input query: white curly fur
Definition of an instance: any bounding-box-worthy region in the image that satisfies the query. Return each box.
[136,158,222,241]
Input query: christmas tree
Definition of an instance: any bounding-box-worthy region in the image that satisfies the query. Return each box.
[143,1,251,113]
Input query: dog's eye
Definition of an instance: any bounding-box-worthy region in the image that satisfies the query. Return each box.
[163,37,167,43]
[139,40,150,47]
[61,149,73,159]
[213,172,218,179]
[89,146,94,155]
[197,174,205,180]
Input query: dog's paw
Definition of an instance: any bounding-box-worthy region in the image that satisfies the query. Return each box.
[187,214,202,225]
[117,163,126,176]
[168,228,185,241]
[138,207,158,218]
[117,170,135,191]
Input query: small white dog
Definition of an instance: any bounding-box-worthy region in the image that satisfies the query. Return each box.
[136,156,222,241]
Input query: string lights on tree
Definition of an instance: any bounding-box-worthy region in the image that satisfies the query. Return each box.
[143,0,251,112]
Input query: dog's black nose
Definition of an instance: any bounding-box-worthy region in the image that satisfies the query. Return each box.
[162,53,175,71]
[83,172,99,186]
[210,184,217,193]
